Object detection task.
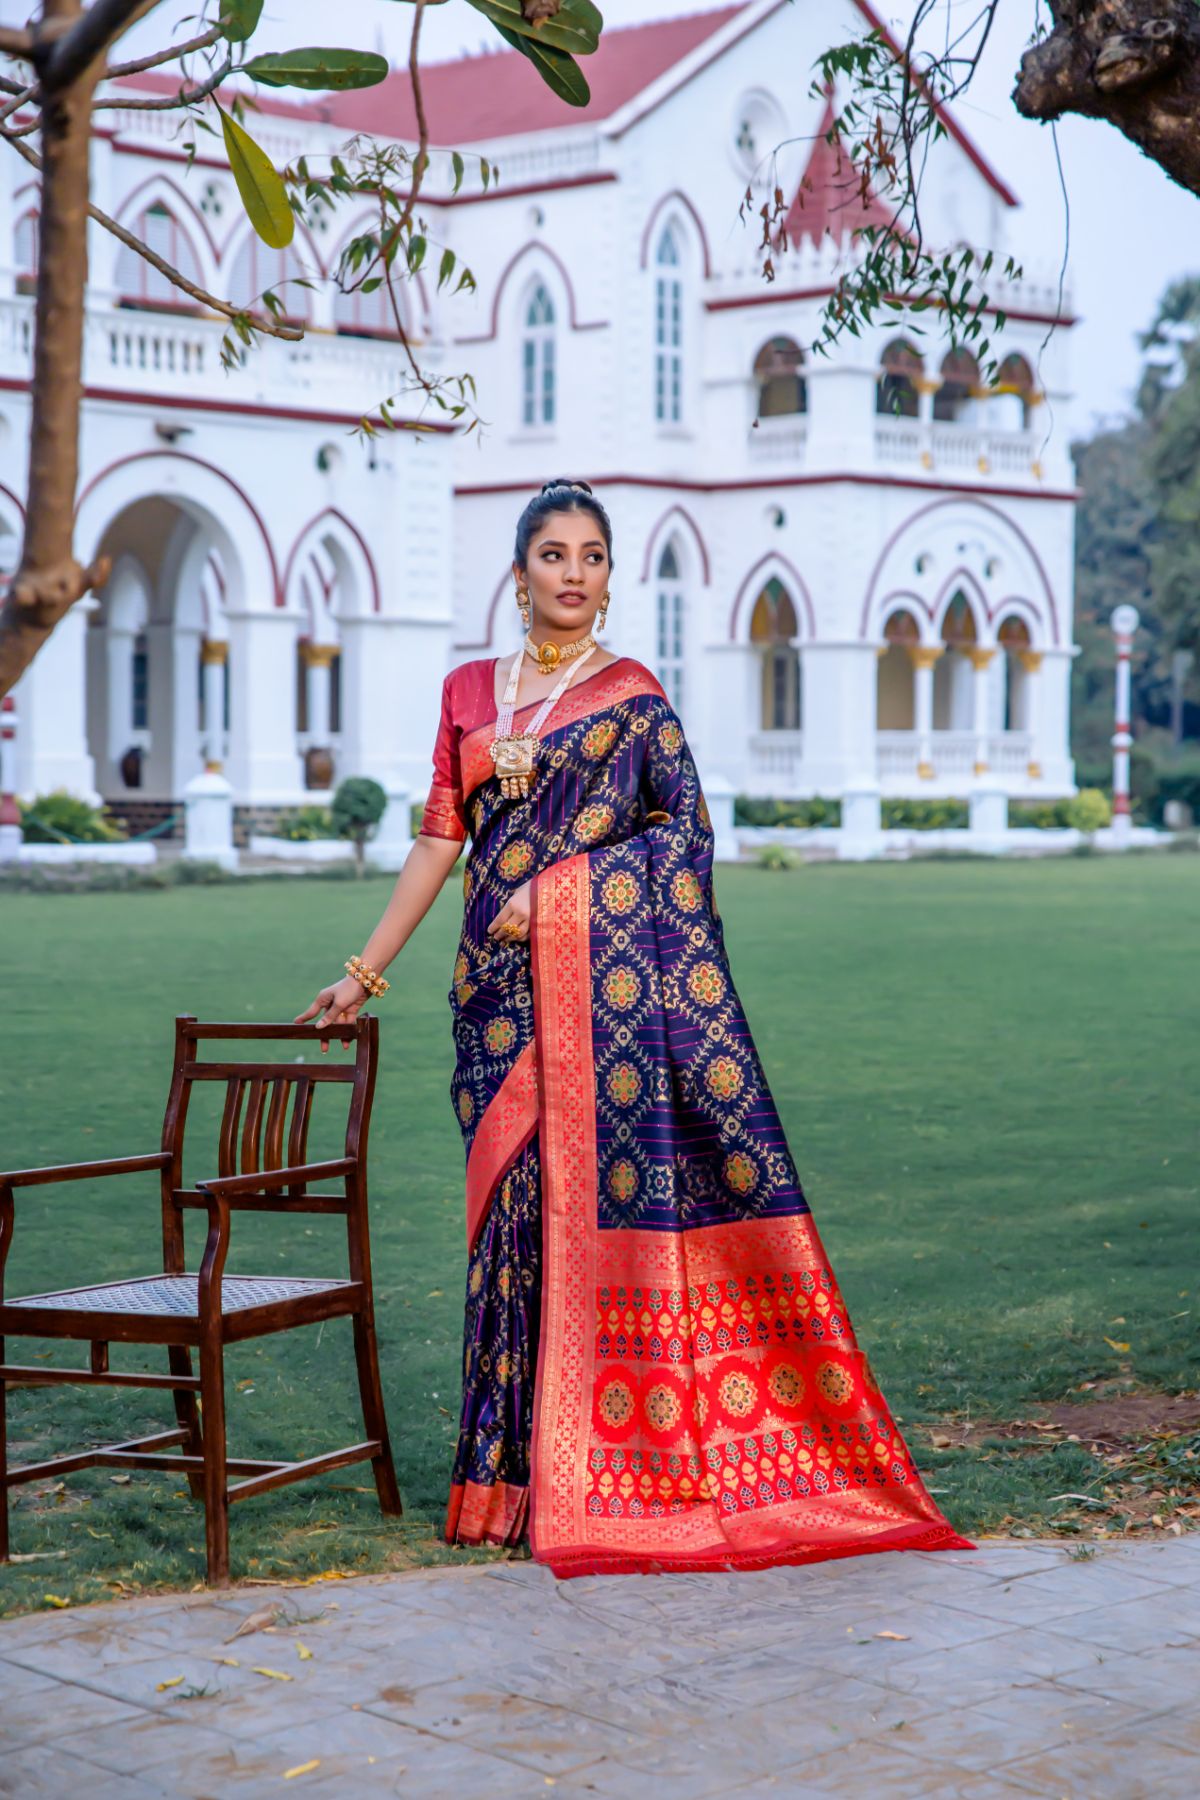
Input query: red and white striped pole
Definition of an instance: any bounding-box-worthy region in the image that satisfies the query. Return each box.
[1110,604,1139,846]
[0,692,22,861]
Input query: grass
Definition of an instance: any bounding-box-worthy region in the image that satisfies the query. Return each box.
[1,855,1197,1613]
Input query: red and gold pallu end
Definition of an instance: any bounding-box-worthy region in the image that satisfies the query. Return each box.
[528,855,972,1578]
[445,1479,529,1548]
[465,1040,539,1253]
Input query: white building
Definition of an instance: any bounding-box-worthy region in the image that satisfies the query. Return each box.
[0,0,1077,837]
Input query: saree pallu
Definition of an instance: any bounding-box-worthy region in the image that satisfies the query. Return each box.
[422,654,971,1575]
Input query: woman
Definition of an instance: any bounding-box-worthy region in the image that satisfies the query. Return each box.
[298,479,970,1577]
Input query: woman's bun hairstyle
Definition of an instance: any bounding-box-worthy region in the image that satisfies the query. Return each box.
[514,479,614,570]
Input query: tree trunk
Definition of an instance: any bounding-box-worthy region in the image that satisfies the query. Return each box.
[1014,0,1200,198]
[0,0,109,700]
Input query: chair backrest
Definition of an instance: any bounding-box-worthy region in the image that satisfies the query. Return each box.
[161,1016,379,1188]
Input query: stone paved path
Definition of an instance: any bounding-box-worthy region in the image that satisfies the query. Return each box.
[1,1537,1198,1798]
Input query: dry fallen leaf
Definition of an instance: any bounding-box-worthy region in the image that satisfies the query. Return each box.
[929,1432,953,1450]
[110,1474,132,1486]
[296,1643,313,1661]
[252,1666,294,1682]
[1104,1337,1132,1353]
[211,1656,241,1668]
[236,1380,256,1393]
[225,1605,281,1642]
[283,1761,320,1780]
[156,1676,185,1692]
[875,1631,910,1641]
[43,1595,71,1609]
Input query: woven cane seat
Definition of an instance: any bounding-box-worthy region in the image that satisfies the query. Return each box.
[6,1274,351,1317]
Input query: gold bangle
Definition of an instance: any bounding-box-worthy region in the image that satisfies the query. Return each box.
[345,954,390,998]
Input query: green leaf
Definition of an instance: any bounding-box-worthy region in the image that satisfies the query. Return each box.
[407,233,427,272]
[219,0,263,44]
[243,48,389,91]
[492,22,590,107]
[217,106,294,249]
[437,246,456,290]
[450,150,465,196]
[466,0,599,57]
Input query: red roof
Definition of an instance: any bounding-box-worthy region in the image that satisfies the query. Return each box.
[781,93,898,248]
[315,7,743,142]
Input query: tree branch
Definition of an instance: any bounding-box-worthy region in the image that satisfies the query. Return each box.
[0,26,34,59]
[35,0,158,91]
[1014,0,1200,196]
[107,23,222,79]
[5,132,304,341]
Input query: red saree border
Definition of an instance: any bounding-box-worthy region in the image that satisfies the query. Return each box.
[465,1040,539,1252]
[529,852,597,1566]
[460,659,667,806]
[527,850,973,1579]
[445,1478,528,1548]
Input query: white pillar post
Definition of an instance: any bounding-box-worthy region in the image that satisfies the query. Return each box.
[968,647,995,775]
[909,645,941,779]
[225,610,304,801]
[1110,604,1139,844]
[1019,649,1044,780]
[369,781,414,872]
[106,627,135,772]
[183,770,237,870]
[200,638,228,772]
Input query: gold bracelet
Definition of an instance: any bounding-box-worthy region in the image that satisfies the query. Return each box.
[345,954,390,998]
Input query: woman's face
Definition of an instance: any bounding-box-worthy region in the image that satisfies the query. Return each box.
[514,509,610,636]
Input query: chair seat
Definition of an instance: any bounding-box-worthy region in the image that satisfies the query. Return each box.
[6,1273,351,1318]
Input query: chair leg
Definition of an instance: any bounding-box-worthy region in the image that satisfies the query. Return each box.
[167,1345,205,1501]
[0,1336,9,1564]
[352,1310,402,1516]
[199,1335,230,1585]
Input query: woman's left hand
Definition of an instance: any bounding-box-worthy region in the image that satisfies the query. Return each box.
[487,877,533,946]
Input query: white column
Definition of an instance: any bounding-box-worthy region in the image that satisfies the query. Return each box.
[1018,649,1044,780]
[170,624,204,798]
[339,615,446,794]
[910,645,942,779]
[200,638,228,772]
[968,647,995,774]
[106,627,135,772]
[800,642,879,794]
[13,602,98,800]
[1110,605,1139,843]
[1038,647,1076,793]
[225,610,304,801]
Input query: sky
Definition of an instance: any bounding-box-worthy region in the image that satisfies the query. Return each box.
[4,0,1197,440]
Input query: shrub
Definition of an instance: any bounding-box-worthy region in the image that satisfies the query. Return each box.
[881,798,969,830]
[276,805,336,842]
[754,843,801,871]
[1065,788,1112,835]
[734,797,841,828]
[332,776,388,876]
[1009,799,1074,829]
[19,790,125,844]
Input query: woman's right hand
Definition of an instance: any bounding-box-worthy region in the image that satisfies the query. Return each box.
[294,975,369,1050]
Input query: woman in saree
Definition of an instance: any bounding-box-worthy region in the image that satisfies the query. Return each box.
[298,479,970,1577]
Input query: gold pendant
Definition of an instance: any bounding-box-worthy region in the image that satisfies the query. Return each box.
[534,641,561,672]
[491,732,539,800]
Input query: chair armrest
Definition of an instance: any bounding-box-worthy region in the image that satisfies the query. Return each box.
[0,1152,171,1191]
[196,1158,355,1200]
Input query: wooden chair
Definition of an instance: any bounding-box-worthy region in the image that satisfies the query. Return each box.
[0,1016,401,1585]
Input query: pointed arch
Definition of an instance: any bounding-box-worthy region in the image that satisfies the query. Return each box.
[728,551,816,642]
[860,497,1059,645]
[638,190,712,277]
[115,174,220,266]
[457,239,605,344]
[283,508,381,617]
[640,504,711,586]
[328,214,411,339]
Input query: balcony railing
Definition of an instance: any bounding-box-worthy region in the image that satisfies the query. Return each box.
[873,420,1040,480]
[749,731,804,784]
[747,419,808,465]
[0,294,419,420]
[877,731,1031,777]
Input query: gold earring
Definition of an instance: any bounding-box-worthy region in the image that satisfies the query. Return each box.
[516,584,531,628]
[598,590,610,630]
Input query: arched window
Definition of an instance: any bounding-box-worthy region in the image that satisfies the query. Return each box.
[655,541,684,713]
[933,347,980,423]
[521,282,556,427]
[654,225,683,425]
[934,590,978,729]
[749,577,800,731]
[226,233,313,323]
[14,210,38,295]
[114,203,204,309]
[992,352,1035,429]
[998,615,1033,731]
[876,338,922,418]
[754,337,807,417]
[877,610,918,730]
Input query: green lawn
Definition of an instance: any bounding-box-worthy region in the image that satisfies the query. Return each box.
[1,854,1197,1612]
